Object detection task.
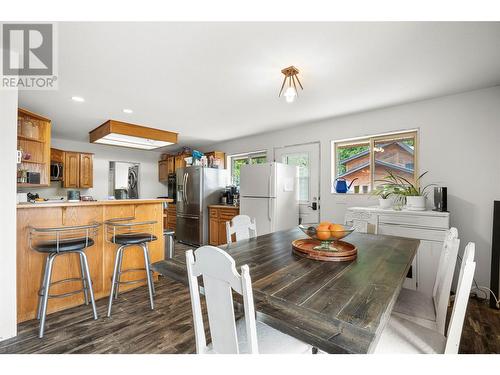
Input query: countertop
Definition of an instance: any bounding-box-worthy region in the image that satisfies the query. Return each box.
[17,198,173,209]
[208,204,240,209]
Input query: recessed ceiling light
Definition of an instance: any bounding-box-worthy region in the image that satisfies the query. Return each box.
[71,96,85,102]
[123,109,133,114]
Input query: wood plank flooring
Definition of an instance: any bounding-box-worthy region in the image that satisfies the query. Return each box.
[0,242,498,354]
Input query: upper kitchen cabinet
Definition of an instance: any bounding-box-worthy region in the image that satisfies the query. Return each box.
[17,108,51,187]
[174,154,186,170]
[79,153,94,188]
[205,151,226,168]
[50,148,64,163]
[63,151,94,189]
[63,151,80,188]
[158,160,169,182]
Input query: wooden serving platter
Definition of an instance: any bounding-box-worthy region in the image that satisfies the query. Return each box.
[292,238,357,262]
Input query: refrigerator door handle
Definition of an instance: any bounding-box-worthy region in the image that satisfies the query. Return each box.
[185,172,189,205]
[268,198,271,222]
[268,174,272,198]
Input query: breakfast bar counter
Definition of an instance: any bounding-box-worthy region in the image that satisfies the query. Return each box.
[16,199,172,322]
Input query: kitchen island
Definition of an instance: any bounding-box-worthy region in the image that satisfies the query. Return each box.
[16,199,172,322]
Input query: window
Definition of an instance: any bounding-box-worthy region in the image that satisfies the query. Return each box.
[332,130,418,193]
[282,152,309,202]
[228,151,267,186]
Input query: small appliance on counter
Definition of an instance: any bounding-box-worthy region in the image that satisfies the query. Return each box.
[433,186,448,212]
[222,185,239,206]
[114,188,128,200]
[80,195,96,202]
[67,190,81,202]
[26,172,41,184]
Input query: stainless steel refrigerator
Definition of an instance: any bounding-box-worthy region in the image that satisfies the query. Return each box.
[176,166,227,246]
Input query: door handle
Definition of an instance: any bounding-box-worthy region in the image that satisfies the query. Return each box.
[268,199,272,222]
[183,173,188,205]
[185,173,189,205]
[309,202,318,210]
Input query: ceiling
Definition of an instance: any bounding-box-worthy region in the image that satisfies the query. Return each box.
[19,22,500,151]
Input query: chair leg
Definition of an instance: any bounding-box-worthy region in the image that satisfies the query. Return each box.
[39,253,56,338]
[108,245,124,318]
[37,255,51,320]
[142,243,155,310]
[114,247,124,300]
[79,251,98,320]
[78,252,89,305]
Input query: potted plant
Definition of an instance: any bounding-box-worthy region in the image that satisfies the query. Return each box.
[376,170,434,211]
[371,185,394,209]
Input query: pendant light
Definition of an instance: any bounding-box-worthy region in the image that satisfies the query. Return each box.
[278,66,303,103]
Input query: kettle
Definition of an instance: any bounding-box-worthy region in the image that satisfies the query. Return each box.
[334,177,358,193]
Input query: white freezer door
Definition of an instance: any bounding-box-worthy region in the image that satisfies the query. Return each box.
[240,163,276,198]
[240,197,275,236]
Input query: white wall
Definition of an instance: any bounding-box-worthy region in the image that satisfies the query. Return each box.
[18,138,167,200]
[205,86,500,288]
[0,82,18,340]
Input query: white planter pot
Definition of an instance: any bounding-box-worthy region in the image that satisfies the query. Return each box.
[379,198,392,209]
[406,196,426,211]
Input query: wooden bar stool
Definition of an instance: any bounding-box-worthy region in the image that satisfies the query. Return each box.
[105,218,158,317]
[29,222,100,338]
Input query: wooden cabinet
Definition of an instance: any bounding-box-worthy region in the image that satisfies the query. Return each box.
[164,203,176,230]
[79,153,93,188]
[63,151,94,188]
[205,150,226,168]
[208,205,239,246]
[158,160,169,182]
[167,157,175,174]
[50,148,64,163]
[174,154,186,170]
[17,108,51,187]
[63,152,80,188]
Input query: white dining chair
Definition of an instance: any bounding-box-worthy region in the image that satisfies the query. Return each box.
[225,215,257,249]
[185,245,313,354]
[392,227,459,334]
[374,242,475,354]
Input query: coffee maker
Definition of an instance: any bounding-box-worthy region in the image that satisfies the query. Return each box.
[222,186,239,206]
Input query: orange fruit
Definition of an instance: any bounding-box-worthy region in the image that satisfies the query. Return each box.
[329,223,345,239]
[316,224,331,240]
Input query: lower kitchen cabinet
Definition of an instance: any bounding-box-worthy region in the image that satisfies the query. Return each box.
[208,205,239,246]
[164,203,176,230]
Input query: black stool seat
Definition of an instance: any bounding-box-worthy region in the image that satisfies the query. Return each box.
[112,233,157,245]
[34,238,95,253]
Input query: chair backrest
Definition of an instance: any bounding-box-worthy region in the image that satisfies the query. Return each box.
[186,245,258,354]
[433,227,460,334]
[444,242,476,354]
[225,215,257,248]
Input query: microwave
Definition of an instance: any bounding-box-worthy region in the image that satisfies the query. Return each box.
[50,162,63,181]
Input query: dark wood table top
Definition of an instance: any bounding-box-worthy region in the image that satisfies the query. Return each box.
[154,228,419,353]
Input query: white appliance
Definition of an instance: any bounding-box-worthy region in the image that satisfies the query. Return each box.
[345,207,450,296]
[240,162,299,236]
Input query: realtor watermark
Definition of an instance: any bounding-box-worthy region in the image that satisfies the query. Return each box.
[1,23,58,90]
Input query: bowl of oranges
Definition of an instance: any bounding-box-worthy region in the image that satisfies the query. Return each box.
[298,222,354,251]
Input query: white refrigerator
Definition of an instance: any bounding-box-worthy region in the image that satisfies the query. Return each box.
[239,162,299,236]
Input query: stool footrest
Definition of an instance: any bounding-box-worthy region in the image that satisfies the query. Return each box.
[113,267,154,285]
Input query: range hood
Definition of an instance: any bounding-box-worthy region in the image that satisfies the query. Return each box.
[89,120,178,150]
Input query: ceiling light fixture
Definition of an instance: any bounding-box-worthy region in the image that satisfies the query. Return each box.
[71,96,85,102]
[123,108,133,114]
[89,120,178,150]
[278,66,303,103]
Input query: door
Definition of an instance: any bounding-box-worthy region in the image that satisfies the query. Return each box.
[240,197,274,235]
[176,215,202,246]
[240,163,275,197]
[158,160,169,182]
[176,167,201,217]
[63,151,80,188]
[274,142,320,224]
[79,153,93,188]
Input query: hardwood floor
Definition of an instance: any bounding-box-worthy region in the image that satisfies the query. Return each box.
[0,242,498,354]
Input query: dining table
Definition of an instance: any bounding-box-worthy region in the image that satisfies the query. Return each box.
[153,228,420,354]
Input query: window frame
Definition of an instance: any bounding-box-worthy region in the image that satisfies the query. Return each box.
[331,129,419,194]
[227,150,267,186]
